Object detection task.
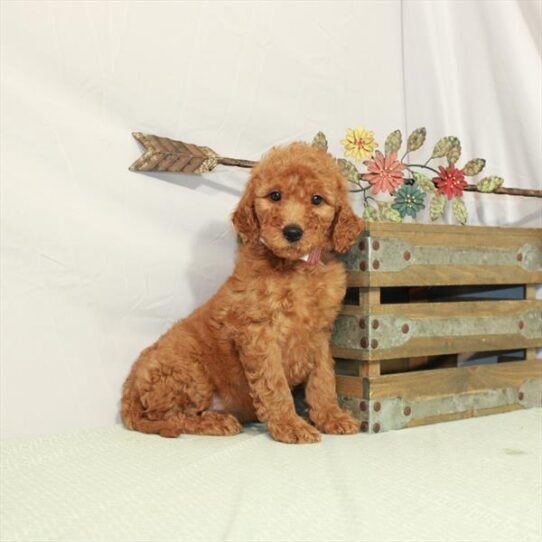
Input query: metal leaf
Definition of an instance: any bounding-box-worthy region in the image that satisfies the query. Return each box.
[431,137,452,159]
[378,202,402,223]
[130,133,219,174]
[384,130,402,154]
[337,158,360,185]
[477,176,504,192]
[363,205,379,222]
[413,172,436,193]
[406,127,426,152]
[452,197,468,225]
[312,131,328,151]
[430,194,446,221]
[446,137,461,164]
[463,158,486,176]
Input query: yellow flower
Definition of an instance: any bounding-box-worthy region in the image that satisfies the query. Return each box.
[341,127,378,161]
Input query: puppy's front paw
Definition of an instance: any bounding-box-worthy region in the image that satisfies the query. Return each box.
[312,409,360,435]
[267,415,321,444]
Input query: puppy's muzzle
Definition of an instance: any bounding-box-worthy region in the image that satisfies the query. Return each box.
[283,224,304,243]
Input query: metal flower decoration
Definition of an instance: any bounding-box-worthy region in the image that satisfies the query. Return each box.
[391,184,426,218]
[312,126,508,225]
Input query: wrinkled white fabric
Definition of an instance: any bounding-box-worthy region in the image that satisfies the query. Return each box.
[1,1,540,438]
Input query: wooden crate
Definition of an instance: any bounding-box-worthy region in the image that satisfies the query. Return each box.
[332,222,542,433]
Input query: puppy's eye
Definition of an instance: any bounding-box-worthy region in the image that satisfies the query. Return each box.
[269,191,281,202]
[311,194,323,206]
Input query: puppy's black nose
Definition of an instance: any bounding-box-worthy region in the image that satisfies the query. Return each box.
[283,224,303,242]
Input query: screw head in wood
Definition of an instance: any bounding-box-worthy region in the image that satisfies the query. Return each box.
[401,323,410,334]
[360,337,368,348]
[372,319,379,330]
[518,392,524,401]
[358,240,365,251]
[404,406,412,416]
[517,253,523,262]
[374,401,381,412]
[359,261,367,271]
[360,401,367,411]
[372,423,381,433]
[373,259,380,270]
[359,318,366,329]
[361,422,369,432]
[372,240,380,250]
[518,320,524,330]
[371,339,378,349]
[403,251,411,261]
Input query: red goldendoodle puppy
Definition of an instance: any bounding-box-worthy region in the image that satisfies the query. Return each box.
[121,142,363,443]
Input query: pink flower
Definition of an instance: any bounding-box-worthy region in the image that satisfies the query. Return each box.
[363,151,406,194]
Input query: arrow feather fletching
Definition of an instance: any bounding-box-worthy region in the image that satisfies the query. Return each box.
[130,133,219,174]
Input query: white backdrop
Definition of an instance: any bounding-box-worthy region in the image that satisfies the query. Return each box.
[1,0,540,438]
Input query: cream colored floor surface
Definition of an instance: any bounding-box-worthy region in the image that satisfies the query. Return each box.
[1,409,541,542]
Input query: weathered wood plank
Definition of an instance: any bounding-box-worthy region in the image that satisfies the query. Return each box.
[525,285,538,300]
[405,404,524,428]
[340,299,542,318]
[367,360,542,401]
[336,375,363,398]
[334,334,542,361]
[346,266,542,287]
[360,360,380,377]
[364,222,542,238]
[359,287,380,306]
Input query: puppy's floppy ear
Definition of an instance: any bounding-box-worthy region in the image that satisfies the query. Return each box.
[232,178,259,245]
[331,196,364,253]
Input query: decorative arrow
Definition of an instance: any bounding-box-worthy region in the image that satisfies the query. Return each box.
[129,132,255,174]
[129,132,541,199]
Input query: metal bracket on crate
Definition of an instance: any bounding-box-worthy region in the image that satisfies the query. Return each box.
[339,378,542,434]
[338,236,542,274]
[332,309,542,353]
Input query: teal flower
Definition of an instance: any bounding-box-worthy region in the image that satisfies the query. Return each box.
[392,183,425,218]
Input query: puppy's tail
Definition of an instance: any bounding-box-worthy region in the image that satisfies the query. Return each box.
[120,373,143,431]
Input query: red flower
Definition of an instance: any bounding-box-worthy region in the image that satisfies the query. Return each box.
[434,164,467,200]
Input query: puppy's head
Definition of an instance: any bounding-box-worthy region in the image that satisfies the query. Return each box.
[232,142,363,260]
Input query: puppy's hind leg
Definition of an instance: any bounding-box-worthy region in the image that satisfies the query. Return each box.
[121,337,242,438]
[160,411,242,437]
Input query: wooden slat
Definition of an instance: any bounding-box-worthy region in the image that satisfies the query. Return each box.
[405,404,524,428]
[359,287,380,306]
[332,346,365,361]
[336,375,364,398]
[340,299,541,317]
[524,286,540,360]
[347,266,542,287]
[525,285,538,300]
[334,334,542,361]
[360,360,380,377]
[367,360,542,401]
[364,222,542,238]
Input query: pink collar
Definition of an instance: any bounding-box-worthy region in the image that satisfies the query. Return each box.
[299,247,322,265]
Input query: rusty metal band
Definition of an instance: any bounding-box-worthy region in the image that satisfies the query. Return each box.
[339,377,542,433]
[332,307,542,352]
[338,236,542,274]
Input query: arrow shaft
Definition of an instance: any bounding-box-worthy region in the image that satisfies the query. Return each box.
[217,157,257,169]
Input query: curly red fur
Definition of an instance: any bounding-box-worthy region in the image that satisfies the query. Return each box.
[121,142,364,443]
